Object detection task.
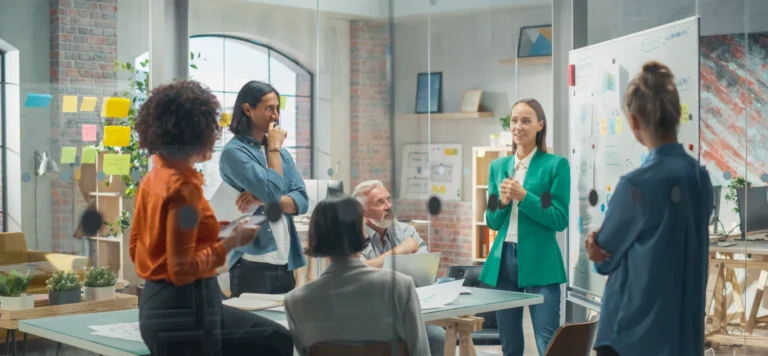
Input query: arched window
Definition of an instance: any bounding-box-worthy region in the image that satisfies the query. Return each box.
[136,35,313,198]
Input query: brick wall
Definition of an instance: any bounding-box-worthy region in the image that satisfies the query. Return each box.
[295,74,312,178]
[49,0,118,253]
[349,20,391,189]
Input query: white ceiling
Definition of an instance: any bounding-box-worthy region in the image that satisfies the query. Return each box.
[240,0,551,19]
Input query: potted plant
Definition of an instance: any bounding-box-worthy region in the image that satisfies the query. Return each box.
[498,114,512,146]
[0,270,34,310]
[46,271,82,305]
[83,267,117,301]
[725,176,751,214]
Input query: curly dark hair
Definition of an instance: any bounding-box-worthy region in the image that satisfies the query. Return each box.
[135,80,221,159]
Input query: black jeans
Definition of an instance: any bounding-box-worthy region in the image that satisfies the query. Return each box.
[229,259,296,297]
[139,277,292,356]
[596,346,620,356]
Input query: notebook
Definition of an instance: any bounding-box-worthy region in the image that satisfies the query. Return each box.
[222,293,284,311]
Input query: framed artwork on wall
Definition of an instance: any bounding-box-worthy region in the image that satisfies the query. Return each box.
[415,72,442,114]
[517,25,553,58]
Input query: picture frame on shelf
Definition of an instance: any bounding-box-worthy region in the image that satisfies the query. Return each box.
[517,24,553,58]
[459,90,483,113]
[415,72,442,114]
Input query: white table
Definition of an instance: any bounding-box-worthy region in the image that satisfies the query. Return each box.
[19,287,542,356]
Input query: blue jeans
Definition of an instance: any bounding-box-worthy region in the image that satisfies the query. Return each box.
[426,324,446,356]
[495,242,561,356]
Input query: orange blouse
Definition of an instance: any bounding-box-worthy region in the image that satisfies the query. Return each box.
[129,156,225,286]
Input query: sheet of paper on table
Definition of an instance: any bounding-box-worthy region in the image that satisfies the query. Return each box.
[89,322,143,342]
[222,293,284,311]
[416,279,466,310]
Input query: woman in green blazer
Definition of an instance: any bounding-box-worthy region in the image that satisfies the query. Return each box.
[480,98,570,356]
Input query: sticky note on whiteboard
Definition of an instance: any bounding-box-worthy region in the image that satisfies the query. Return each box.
[680,104,690,123]
[101,97,131,118]
[81,124,97,142]
[600,118,608,136]
[103,126,131,147]
[81,147,98,164]
[102,154,130,176]
[615,117,623,134]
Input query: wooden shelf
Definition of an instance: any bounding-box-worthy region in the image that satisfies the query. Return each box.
[397,112,495,120]
[499,57,552,66]
[473,258,487,263]
[89,192,122,197]
[476,185,488,189]
[87,236,121,242]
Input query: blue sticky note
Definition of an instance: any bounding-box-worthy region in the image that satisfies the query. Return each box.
[600,203,606,212]
[607,117,616,135]
[24,94,53,108]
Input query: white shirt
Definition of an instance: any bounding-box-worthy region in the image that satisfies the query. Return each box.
[241,146,291,265]
[505,147,537,243]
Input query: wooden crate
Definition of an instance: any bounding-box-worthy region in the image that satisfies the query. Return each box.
[0,293,137,330]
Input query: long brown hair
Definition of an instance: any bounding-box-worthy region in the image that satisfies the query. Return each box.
[510,98,547,153]
[624,61,680,138]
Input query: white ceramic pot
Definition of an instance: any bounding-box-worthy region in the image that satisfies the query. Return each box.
[0,294,35,310]
[84,286,115,301]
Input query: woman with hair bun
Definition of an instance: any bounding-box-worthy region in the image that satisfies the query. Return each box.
[586,61,713,356]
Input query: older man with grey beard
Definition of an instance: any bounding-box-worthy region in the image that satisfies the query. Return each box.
[351,180,447,356]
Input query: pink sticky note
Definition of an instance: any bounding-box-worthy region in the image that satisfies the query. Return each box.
[82,124,97,142]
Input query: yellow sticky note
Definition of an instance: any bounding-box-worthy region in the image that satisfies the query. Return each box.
[279,96,286,110]
[680,104,690,123]
[600,118,608,136]
[60,147,77,164]
[74,168,81,181]
[103,126,131,147]
[80,96,97,112]
[62,96,78,113]
[101,97,131,118]
[81,147,98,164]
[615,117,623,134]
[102,154,130,176]
[219,112,232,127]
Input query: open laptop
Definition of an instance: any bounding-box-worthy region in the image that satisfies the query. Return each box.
[382,252,441,287]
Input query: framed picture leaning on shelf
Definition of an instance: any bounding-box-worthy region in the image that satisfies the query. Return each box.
[460,89,482,113]
[415,72,442,114]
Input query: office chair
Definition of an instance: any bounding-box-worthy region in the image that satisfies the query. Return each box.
[543,320,599,356]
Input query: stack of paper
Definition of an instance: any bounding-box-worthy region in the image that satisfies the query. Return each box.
[90,322,143,342]
[222,293,284,311]
[416,279,466,310]
[208,183,265,237]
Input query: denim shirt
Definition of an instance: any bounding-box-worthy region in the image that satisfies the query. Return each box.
[219,135,308,271]
[594,143,713,356]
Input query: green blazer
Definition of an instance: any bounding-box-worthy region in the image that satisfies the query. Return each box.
[479,150,570,288]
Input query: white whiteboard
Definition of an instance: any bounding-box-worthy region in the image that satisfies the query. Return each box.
[399,143,463,201]
[567,17,700,299]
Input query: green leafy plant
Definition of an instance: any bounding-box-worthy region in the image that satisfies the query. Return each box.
[46,271,82,292]
[83,267,117,288]
[725,176,752,214]
[499,114,511,131]
[0,270,33,297]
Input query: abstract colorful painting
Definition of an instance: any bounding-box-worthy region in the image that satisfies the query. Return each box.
[518,25,552,58]
[700,33,768,186]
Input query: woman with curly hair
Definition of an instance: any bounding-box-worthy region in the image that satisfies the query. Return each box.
[130,80,294,355]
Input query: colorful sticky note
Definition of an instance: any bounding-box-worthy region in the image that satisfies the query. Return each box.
[101,97,131,118]
[431,185,446,194]
[607,117,616,135]
[451,148,458,155]
[74,168,81,181]
[680,103,690,123]
[24,94,53,108]
[80,96,97,112]
[63,96,78,113]
[60,147,77,164]
[219,112,232,127]
[599,118,608,136]
[615,117,623,134]
[81,124,97,142]
[81,147,98,164]
[103,126,131,147]
[279,96,286,110]
[102,154,130,176]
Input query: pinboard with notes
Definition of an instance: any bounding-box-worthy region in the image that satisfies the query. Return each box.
[566,17,700,306]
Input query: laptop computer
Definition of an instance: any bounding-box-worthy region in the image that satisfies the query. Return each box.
[382,252,442,287]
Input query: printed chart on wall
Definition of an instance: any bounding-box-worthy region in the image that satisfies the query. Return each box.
[399,144,463,202]
[567,16,700,300]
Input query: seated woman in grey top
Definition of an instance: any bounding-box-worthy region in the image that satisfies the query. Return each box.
[284,196,431,355]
